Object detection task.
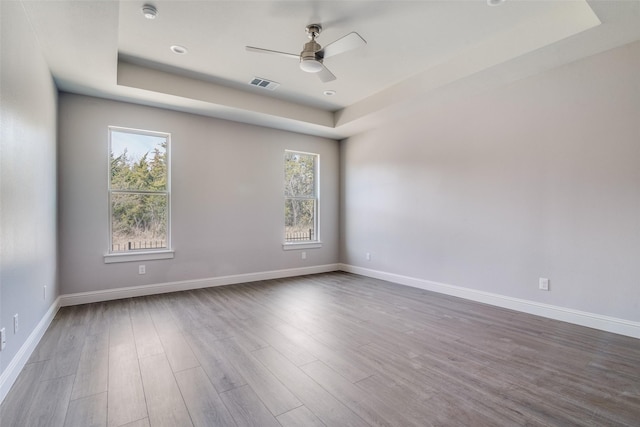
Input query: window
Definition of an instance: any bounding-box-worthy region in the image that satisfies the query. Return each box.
[107,127,171,259]
[284,150,319,247]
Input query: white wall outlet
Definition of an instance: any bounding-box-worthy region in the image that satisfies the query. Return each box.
[366,252,371,261]
[13,314,19,334]
[1,328,6,350]
[539,277,550,291]
[301,251,307,260]
[43,285,47,300]
[138,264,146,275]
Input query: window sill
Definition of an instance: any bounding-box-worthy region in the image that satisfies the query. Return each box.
[282,242,322,251]
[104,249,175,264]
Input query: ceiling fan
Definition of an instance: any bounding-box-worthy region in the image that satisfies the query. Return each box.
[246,24,366,83]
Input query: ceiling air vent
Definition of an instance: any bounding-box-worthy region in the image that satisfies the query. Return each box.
[249,77,280,91]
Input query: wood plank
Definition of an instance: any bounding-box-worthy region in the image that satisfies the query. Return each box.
[138,353,193,427]
[39,315,87,381]
[146,295,181,335]
[215,337,301,416]
[184,328,247,393]
[276,405,326,427]
[219,385,281,427]
[240,317,317,366]
[252,346,369,427]
[157,330,200,373]
[71,333,109,400]
[301,360,421,427]
[174,367,237,427]
[129,298,164,359]
[107,347,147,427]
[64,392,107,427]
[358,341,541,425]
[84,302,112,337]
[275,325,373,383]
[120,419,150,427]
[108,306,135,351]
[0,360,49,426]
[28,317,64,363]
[22,374,75,427]
[355,373,436,425]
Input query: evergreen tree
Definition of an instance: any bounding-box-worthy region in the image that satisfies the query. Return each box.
[110,141,168,250]
[284,152,316,239]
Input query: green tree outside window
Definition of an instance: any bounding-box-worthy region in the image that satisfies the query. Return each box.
[109,128,170,252]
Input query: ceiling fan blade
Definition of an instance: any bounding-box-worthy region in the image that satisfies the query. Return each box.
[316,64,336,83]
[320,32,366,59]
[245,46,299,60]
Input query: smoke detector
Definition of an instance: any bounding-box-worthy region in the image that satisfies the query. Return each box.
[142,4,158,19]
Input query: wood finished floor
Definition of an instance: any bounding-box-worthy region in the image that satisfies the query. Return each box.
[1,272,639,426]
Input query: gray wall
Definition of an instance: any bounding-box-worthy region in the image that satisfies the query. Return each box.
[0,2,59,374]
[58,94,339,295]
[340,41,640,322]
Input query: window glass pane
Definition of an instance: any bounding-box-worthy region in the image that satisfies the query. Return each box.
[284,199,315,242]
[111,193,168,251]
[111,131,167,191]
[284,152,315,198]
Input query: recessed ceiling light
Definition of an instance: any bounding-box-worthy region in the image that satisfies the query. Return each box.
[170,45,188,55]
[141,4,158,19]
[487,0,506,6]
[323,90,336,96]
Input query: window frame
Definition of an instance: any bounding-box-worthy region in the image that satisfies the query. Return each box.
[283,149,322,250]
[104,126,174,263]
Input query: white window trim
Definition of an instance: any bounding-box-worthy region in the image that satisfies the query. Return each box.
[282,242,323,251]
[107,126,173,263]
[104,249,175,263]
[283,150,321,249]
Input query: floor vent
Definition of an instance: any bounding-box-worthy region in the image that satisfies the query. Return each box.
[249,77,280,91]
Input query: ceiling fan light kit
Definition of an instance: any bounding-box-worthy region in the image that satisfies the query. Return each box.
[246,23,366,83]
[300,59,324,73]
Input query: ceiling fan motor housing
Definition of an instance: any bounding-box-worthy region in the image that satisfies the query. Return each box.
[300,40,323,73]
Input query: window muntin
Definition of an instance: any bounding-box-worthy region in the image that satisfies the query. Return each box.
[284,150,318,243]
[109,127,170,253]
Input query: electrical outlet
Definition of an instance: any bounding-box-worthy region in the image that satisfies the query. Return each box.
[1,328,6,351]
[301,252,307,260]
[138,265,146,275]
[366,252,371,261]
[13,314,18,334]
[43,285,47,300]
[539,277,550,291]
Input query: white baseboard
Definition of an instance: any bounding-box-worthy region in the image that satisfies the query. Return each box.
[339,264,640,339]
[60,264,340,306]
[0,296,60,404]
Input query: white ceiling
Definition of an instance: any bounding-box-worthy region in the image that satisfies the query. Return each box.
[20,0,640,139]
